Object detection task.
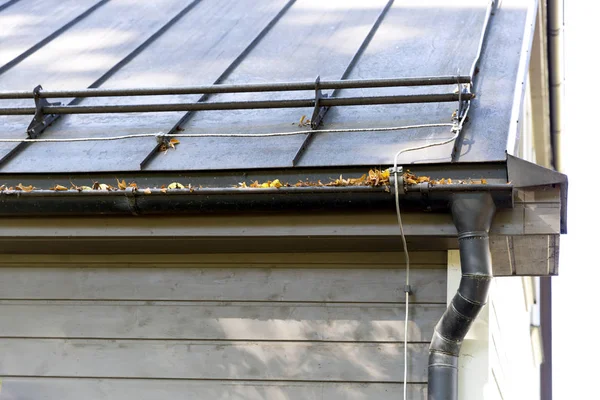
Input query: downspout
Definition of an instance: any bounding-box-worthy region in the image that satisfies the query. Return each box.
[428,192,496,400]
[548,0,564,171]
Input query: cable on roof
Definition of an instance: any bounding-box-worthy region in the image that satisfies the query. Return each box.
[0,123,453,143]
[391,97,470,400]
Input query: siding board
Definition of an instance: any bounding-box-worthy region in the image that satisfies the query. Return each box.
[0,301,443,342]
[0,268,446,303]
[0,378,428,400]
[0,339,428,382]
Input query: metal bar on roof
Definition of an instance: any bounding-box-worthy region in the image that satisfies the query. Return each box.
[292,0,394,166]
[0,0,111,76]
[139,0,297,169]
[0,93,475,115]
[0,0,20,13]
[0,0,204,168]
[0,75,472,100]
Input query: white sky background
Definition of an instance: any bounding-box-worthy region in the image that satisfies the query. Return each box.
[553,1,600,398]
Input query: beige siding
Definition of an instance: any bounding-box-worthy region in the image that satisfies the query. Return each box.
[0,252,445,399]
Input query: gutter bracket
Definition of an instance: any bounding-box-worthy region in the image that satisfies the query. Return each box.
[388,166,405,195]
[26,85,61,139]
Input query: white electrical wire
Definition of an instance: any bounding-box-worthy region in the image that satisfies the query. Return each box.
[0,123,453,143]
[393,100,470,400]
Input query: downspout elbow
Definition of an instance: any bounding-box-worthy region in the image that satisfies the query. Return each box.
[428,193,496,400]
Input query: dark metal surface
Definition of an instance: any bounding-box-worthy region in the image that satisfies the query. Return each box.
[139,0,296,169]
[451,0,496,161]
[293,0,394,165]
[0,0,534,174]
[428,193,496,400]
[0,0,110,75]
[0,0,20,12]
[0,0,204,169]
[455,1,534,162]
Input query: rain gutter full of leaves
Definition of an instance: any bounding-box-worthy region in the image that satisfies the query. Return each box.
[0,181,513,217]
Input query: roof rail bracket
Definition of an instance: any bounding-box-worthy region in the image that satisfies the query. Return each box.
[310,76,328,129]
[26,85,60,139]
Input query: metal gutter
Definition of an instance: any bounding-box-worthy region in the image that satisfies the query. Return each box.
[548,0,564,171]
[0,184,513,216]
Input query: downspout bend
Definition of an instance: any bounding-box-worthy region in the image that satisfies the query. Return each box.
[428,192,496,400]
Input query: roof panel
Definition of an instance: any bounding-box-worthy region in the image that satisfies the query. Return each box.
[0,0,100,68]
[0,0,289,172]
[148,0,390,171]
[0,0,195,167]
[0,0,536,174]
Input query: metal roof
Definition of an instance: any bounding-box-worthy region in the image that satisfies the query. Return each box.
[0,0,535,174]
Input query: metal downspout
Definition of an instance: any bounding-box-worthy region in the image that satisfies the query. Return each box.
[428,193,496,400]
[548,0,564,171]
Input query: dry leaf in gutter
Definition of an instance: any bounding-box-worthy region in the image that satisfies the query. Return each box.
[169,139,180,148]
[167,182,185,190]
[80,186,93,191]
[117,179,127,190]
[51,185,68,191]
[16,183,35,192]
[144,188,151,194]
[129,182,138,189]
[269,179,283,188]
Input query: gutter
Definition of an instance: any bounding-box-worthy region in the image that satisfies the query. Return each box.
[548,0,564,171]
[0,184,512,216]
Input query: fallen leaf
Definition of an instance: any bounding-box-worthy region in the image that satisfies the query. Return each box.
[80,186,93,191]
[51,185,68,191]
[260,182,270,188]
[144,188,151,194]
[167,182,185,190]
[169,139,180,149]
[160,188,167,194]
[269,179,283,188]
[129,182,138,189]
[0,185,6,191]
[117,179,127,190]
[481,178,487,184]
[98,183,111,191]
[16,183,34,192]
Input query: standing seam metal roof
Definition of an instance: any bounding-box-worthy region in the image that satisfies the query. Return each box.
[0,0,535,173]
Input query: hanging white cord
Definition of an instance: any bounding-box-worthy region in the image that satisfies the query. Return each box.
[393,100,470,400]
[0,123,453,143]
